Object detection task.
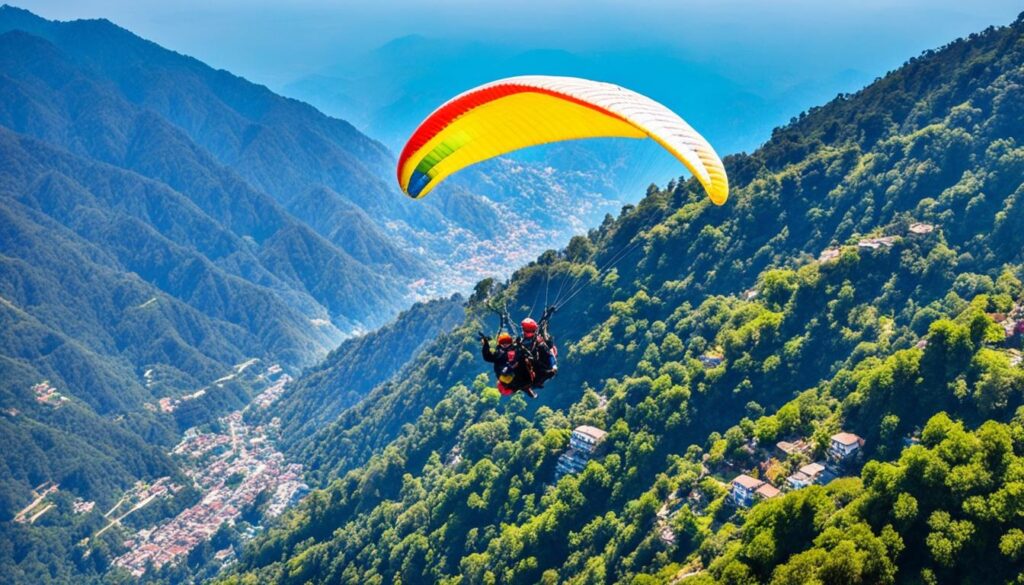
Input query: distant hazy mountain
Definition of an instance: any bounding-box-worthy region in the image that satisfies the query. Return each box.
[0,8,421,335]
[284,35,772,154]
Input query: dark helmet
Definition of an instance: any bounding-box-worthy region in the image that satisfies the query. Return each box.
[521,318,538,337]
[497,332,514,347]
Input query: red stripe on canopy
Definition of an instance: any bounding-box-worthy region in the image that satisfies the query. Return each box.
[396,83,634,188]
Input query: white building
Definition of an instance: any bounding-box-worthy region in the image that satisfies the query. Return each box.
[829,432,864,461]
[557,426,608,478]
[730,474,780,507]
[570,426,607,453]
[786,462,827,489]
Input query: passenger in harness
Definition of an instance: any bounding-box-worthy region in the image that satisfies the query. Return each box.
[519,317,558,388]
[481,332,537,398]
[479,305,559,398]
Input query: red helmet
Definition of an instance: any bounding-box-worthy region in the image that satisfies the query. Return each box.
[521,318,538,337]
[497,332,514,346]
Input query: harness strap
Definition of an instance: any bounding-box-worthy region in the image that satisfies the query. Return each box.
[538,305,557,344]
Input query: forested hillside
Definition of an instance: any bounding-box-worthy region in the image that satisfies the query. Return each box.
[0,5,493,581]
[0,6,395,534]
[0,9,419,330]
[269,295,466,453]
[222,14,1024,584]
[0,5,686,582]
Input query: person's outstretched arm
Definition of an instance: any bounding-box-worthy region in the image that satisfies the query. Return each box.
[482,339,496,362]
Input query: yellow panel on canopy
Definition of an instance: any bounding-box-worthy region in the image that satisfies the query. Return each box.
[400,91,648,199]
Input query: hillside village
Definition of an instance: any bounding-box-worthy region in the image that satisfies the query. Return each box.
[723,431,862,509]
[646,292,1024,564]
[549,417,876,564]
[2,361,311,579]
[31,381,68,408]
[111,364,307,577]
[818,222,935,264]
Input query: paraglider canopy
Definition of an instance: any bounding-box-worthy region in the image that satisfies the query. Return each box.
[397,75,729,205]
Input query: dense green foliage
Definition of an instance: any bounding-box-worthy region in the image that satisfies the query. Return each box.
[698,411,1024,585]
[222,14,1024,585]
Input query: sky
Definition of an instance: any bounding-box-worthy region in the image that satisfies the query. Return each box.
[16,0,1023,92]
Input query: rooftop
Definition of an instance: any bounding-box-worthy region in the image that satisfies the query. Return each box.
[776,439,810,455]
[755,483,781,499]
[857,235,898,249]
[819,248,841,263]
[831,432,863,446]
[800,462,826,476]
[732,474,763,490]
[787,471,811,484]
[574,425,607,442]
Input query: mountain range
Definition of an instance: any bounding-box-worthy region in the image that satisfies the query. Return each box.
[0,2,528,553]
[0,7,664,578]
[3,3,1024,584]
[220,12,1024,585]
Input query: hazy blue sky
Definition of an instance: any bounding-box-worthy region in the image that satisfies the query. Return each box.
[17,0,1024,91]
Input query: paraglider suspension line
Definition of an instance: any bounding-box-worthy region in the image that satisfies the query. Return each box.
[554,235,645,310]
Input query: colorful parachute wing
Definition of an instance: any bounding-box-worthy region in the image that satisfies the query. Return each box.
[397,75,729,205]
